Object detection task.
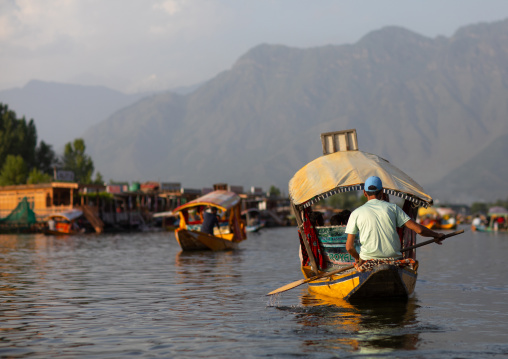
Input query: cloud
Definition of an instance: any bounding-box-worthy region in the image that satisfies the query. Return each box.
[153,0,186,16]
[1,0,508,93]
[0,0,81,49]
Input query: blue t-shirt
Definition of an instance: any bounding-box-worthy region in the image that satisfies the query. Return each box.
[345,199,410,260]
[201,211,219,235]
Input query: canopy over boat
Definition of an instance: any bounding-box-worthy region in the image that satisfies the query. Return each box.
[152,211,175,218]
[488,206,508,214]
[418,206,439,217]
[173,190,241,213]
[289,150,433,208]
[241,208,261,215]
[44,209,83,222]
[436,207,456,217]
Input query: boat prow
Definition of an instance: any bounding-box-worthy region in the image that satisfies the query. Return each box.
[303,263,418,302]
[175,228,240,251]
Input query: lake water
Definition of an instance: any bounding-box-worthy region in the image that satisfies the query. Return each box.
[1,225,508,358]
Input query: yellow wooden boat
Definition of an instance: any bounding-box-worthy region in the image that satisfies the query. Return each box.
[422,220,457,230]
[287,129,434,301]
[43,209,85,235]
[173,190,247,251]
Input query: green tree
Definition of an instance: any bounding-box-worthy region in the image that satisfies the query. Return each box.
[0,155,28,185]
[470,202,488,214]
[0,103,38,170]
[93,171,104,185]
[62,138,94,184]
[27,168,53,184]
[492,198,508,209]
[35,140,58,175]
[269,185,281,197]
[324,191,366,210]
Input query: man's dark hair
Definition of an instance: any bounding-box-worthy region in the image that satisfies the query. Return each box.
[365,185,382,196]
[330,209,352,225]
[340,209,351,224]
[309,211,324,226]
[330,214,341,226]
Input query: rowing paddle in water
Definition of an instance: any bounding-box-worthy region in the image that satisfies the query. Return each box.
[266,229,464,296]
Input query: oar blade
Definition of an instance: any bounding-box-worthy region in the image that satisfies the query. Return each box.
[267,265,356,296]
[267,278,307,296]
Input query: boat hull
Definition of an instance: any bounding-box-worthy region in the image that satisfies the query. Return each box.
[423,220,456,230]
[303,264,417,302]
[175,228,239,251]
[43,229,80,236]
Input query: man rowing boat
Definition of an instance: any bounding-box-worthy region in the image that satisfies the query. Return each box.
[345,176,444,267]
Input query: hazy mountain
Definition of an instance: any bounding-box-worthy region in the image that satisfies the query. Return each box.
[80,19,508,204]
[3,19,506,204]
[0,80,153,148]
[426,132,508,204]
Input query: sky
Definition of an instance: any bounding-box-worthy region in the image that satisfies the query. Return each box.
[1,0,508,94]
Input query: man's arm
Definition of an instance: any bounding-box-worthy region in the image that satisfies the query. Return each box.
[346,233,363,265]
[404,219,445,243]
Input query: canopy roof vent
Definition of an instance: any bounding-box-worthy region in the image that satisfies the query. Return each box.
[320,129,358,155]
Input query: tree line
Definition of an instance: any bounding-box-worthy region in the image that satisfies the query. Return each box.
[0,103,102,186]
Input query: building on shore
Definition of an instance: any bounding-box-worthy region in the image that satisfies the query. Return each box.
[0,182,79,221]
[0,181,291,233]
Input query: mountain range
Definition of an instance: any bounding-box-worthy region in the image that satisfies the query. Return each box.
[2,19,508,205]
[0,80,153,148]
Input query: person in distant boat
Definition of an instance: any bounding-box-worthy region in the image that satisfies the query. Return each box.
[345,176,445,266]
[471,215,482,231]
[309,211,324,227]
[497,216,506,230]
[47,218,56,231]
[201,206,220,235]
[330,209,352,226]
[329,213,341,226]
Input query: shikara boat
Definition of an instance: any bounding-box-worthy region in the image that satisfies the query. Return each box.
[152,211,180,231]
[44,209,84,235]
[288,129,434,301]
[418,207,457,230]
[241,209,265,232]
[473,212,508,232]
[173,190,247,251]
[422,220,456,230]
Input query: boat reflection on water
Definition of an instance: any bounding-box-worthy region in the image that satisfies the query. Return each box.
[295,292,419,354]
[172,250,247,322]
[173,250,244,289]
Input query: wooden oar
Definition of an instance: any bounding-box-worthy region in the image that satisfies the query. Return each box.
[267,264,355,296]
[402,229,464,251]
[267,229,464,296]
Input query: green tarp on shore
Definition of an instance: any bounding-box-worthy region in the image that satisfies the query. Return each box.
[0,197,37,233]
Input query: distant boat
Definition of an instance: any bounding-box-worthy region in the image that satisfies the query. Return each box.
[418,207,457,230]
[152,211,180,231]
[173,190,247,251]
[241,208,265,232]
[473,211,508,232]
[44,209,85,235]
[422,219,457,230]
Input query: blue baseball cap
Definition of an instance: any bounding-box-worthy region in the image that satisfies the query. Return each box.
[365,176,383,192]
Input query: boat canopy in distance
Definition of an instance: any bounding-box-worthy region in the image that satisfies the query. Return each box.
[173,190,241,213]
[289,150,433,208]
[44,209,83,222]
